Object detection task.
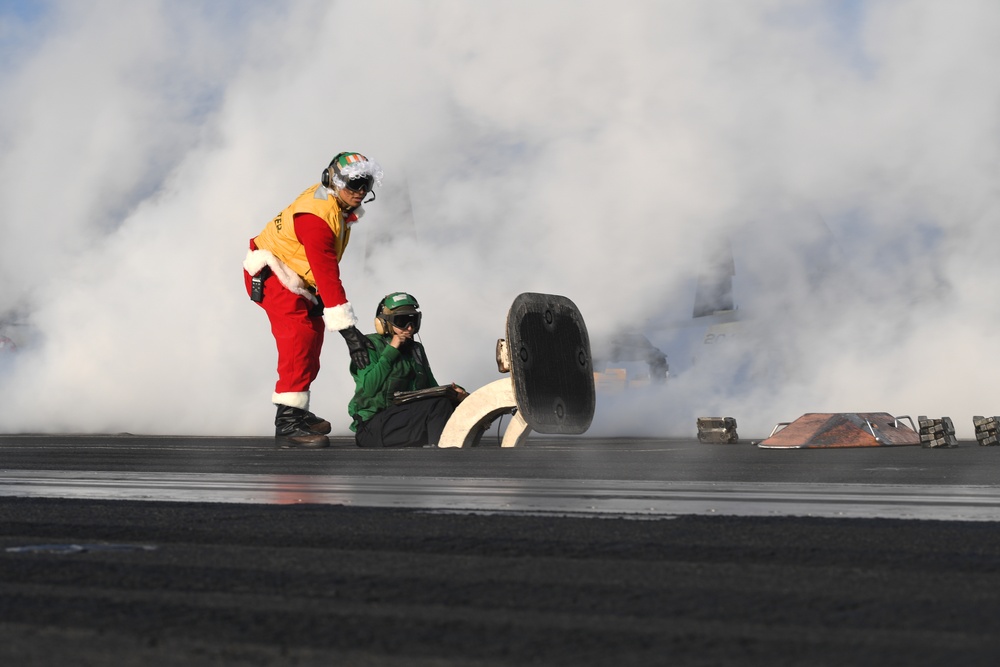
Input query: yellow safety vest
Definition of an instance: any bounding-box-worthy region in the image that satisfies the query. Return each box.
[253,184,351,289]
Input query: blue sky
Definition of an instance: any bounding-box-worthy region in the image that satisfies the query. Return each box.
[0,0,46,20]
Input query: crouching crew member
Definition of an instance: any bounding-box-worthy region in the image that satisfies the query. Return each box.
[348,292,468,448]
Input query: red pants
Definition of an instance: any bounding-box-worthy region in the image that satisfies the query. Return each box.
[244,269,324,395]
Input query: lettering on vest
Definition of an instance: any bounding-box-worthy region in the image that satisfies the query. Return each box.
[273,213,283,231]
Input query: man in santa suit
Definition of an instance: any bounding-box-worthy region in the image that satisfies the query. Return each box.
[243,152,382,448]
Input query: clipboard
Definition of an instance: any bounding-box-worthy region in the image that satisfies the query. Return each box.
[392,385,463,406]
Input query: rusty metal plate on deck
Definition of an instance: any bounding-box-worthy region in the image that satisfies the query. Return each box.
[758,413,921,449]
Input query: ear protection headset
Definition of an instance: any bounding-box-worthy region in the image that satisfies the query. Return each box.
[374,306,391,336]
[374,293,421,336]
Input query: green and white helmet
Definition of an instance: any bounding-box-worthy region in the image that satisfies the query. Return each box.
[375,292,421,335]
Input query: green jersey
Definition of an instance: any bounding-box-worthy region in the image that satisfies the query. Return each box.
[347,334,439,430]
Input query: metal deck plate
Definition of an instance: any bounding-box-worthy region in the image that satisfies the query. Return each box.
[759,412,921,449]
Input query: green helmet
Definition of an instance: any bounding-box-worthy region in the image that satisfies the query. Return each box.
[374,292,421,335]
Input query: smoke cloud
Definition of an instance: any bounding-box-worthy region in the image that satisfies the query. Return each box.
[1,0,998,439]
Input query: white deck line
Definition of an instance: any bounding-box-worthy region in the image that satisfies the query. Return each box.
[3,470,1000,521]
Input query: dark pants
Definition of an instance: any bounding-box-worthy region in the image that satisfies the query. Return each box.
[355,397,455,448]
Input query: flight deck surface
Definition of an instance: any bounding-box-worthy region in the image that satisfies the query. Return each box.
[2,434,1000,665]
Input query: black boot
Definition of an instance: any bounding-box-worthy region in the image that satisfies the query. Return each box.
[275,405,330,449]
[302,410,332,435]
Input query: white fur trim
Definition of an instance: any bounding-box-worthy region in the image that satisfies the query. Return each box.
[273,391,310,410]
[329,158,383,190]
[244,249,318,304]
[323,301,358,331]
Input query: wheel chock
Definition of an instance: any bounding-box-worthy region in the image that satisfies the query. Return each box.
[973,416,1000,446]
[918,416,958,448]
[697,417,739,444]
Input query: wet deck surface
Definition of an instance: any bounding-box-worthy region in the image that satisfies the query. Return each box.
[3,434,1000,665]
